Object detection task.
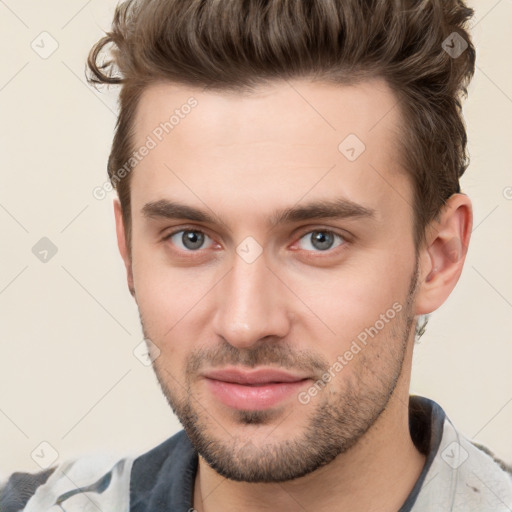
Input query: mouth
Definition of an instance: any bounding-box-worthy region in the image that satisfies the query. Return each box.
[201,367,311,410]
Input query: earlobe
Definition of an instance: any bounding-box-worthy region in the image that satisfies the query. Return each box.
[415,193,473,315]
[113,198,136,298]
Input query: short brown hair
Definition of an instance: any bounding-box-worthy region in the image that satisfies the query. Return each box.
[87,0,475,252]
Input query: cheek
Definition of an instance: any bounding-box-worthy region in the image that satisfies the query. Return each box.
[131,250,215,363]
[131,250,181,333]
[294,255,414,354]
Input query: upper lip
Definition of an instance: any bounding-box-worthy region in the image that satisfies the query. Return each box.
[202,367,310,385]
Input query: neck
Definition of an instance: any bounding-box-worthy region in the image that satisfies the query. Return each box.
[193,350,425,512]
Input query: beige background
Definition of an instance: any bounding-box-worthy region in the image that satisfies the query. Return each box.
[0,0,511,476]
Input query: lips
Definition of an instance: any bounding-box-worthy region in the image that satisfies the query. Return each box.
[202,367,311,410]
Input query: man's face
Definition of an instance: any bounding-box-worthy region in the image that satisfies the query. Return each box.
[123,78,420,482]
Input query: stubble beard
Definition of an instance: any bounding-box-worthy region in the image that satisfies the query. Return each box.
[145,267,418,483]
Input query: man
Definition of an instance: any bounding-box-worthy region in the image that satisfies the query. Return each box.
[1,0,511,510]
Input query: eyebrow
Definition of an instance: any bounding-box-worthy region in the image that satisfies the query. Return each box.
[141,197,375,230]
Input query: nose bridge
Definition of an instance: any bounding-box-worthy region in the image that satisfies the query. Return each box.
[213,249,290,347]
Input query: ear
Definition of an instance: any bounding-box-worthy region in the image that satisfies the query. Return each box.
[113,198,136,298]
[415,193,473,315]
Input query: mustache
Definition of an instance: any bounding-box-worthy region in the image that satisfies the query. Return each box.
[186,339,330,377]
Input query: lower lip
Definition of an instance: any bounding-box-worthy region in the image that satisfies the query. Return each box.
[205,378,309,410]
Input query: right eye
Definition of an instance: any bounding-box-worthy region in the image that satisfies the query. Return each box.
[164,229,216,252]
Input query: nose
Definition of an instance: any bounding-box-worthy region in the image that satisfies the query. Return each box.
[212,249,292,349]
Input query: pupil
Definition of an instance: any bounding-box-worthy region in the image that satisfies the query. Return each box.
[183,231,204,250]
[312,231,333,251]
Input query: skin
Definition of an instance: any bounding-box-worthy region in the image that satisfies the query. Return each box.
[114,77,472,511]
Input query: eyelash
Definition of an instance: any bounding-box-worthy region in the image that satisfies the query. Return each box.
[162,226,348,256]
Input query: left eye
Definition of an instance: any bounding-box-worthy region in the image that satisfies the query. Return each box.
[297,230,345,252]
[167,230,215,251]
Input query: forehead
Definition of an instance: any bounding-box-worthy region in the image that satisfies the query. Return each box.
[129,78,410,231]
[133,77,402,151]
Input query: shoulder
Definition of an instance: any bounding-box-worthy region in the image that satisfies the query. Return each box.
[413,411,512,511]
[0,468,55,512]
[470,440,512,475]
[0,453,133,512]
[0,431,197,512]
